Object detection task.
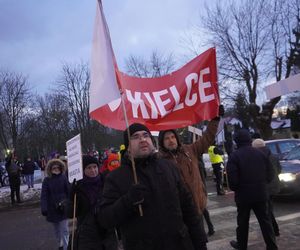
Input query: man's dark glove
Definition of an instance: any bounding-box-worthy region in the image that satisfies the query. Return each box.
[127,184,147,206]
[219,104,225,117]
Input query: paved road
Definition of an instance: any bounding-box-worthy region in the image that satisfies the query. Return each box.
[206,178,300,250]
[0,178,299,250]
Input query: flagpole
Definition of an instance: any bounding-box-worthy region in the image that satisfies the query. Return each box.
[120,90,143,216]
[95,0,142,216]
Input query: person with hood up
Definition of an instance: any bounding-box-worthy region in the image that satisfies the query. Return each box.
[98,123,208,250]
[227,129,277,250]
[252,138,281,237]
[158,106,223,237]
[41,159,70,250]
[107,153,121,172]
[68,155,117,250]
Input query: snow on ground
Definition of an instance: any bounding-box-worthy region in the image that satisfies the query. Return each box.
[0,183,42,205]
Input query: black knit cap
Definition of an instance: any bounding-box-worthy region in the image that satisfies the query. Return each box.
[123,123,151,149]
[234,129,252,145]
[82,155,99,170]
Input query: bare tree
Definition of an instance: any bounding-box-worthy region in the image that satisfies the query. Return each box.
[56,62,94,149]
[190,0,300,139]
[125,51,176,77]
[0,70,33,151]
[33,93,72,156]
[57,61,113,151]
[58,62,90,132]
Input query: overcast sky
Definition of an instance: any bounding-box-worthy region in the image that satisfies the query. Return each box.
[0,0,210,93]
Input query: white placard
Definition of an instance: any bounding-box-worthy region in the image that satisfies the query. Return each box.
[66,134,83,182]
[188,126,203,136]
[264,74,300,99]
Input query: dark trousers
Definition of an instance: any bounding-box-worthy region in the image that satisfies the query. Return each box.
[198,214,208,246]
[0,172,3,187]
[212,163,224,194]
[8,175,21,204]
[268,197,279,235]
[236,201,277,250]
[203,208,214,232]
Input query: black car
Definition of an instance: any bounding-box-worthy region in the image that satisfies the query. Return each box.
[277,145,300,196]
[265,139,300,160]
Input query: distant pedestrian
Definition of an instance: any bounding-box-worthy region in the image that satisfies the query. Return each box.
[39,155,47,181]
[208,142,225,195]
[41,159,70,250]
[252,138,281,236]
[23,156,35,189]
[5,150,22,204]
[224,129,234,157]
[227,129,278,250]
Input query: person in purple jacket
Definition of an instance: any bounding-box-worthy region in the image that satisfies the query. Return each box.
[41,159,70,250]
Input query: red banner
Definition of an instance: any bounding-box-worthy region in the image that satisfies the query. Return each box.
[90,48,219,130]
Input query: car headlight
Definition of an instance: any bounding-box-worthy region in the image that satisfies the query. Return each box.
[278,173,296,182]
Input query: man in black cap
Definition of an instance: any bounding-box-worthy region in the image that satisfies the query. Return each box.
[227,129,277,250]
[97,123,208,250]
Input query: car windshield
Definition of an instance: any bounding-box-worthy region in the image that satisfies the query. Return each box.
[285,146,300,160]
[278,141,299,154]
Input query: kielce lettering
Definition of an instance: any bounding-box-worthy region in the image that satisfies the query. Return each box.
[125,67,216,119]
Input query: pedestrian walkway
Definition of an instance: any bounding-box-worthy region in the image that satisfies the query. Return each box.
[205,187,300,250]
[207,216,300,250]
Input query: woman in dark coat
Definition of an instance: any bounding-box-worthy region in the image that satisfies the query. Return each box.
[41,159,70,250]
[68,155,117,250]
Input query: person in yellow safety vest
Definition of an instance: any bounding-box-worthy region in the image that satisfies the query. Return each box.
[118,144,126,161]
[208,143,225,195]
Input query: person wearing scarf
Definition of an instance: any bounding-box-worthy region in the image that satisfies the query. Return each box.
[68,155,117,250]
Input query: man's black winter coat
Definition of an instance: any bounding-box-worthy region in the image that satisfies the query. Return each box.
[98,154,205,250]
[227,145,274,203]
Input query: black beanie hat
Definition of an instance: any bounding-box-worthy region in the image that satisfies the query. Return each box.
[234,129,252,145]
[82,155,99,170]
[123,123,151,149]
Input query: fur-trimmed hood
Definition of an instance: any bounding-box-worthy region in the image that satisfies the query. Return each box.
[46,158,66,177]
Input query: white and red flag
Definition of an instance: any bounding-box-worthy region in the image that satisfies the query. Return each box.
[90,0,121,112]
[90,1,220,130]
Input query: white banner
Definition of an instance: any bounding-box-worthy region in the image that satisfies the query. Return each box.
[66,134,83,182]
[265,74,300,99]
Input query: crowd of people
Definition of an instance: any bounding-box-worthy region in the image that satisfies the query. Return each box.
[2,105,283,250]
